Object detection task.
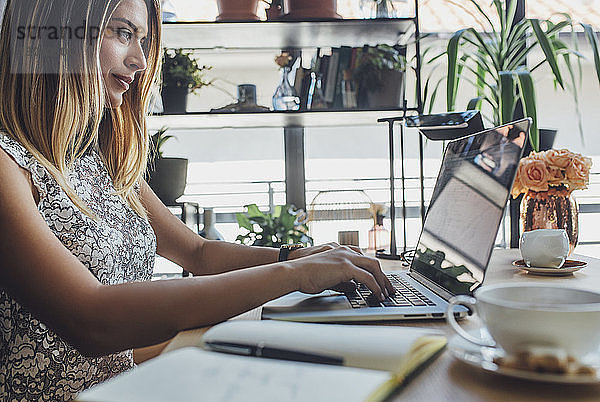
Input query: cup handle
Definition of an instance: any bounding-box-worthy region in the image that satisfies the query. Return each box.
[447,295,496,348]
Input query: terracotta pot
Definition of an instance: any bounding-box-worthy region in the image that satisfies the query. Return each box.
[283,0,340,19]
[216,0,260,21]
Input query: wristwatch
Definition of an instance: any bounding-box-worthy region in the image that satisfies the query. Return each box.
[278,243,304,262]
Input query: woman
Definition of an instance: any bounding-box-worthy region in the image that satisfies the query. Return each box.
[0,0,393,399]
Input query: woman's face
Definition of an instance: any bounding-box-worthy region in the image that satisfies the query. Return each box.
[99,0,149,108]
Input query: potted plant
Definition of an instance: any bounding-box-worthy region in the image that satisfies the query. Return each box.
[216,0,260,21]
[445,0,600,151]
[235,204,313,247]
[147,127,188,205]
[352,44,407,109]
[282,0,339,19]
[162,48,212,114]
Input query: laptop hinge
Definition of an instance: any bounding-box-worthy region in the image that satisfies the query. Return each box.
[408,271,461,301]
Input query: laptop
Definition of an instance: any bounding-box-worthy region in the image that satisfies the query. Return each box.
[263,118,531,322]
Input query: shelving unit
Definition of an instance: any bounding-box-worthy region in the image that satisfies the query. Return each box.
[161,18,415,50]
[147,108,419,130]
[155,2,422,225]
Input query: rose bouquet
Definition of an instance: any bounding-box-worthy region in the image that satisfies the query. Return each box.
[511,149,592,198]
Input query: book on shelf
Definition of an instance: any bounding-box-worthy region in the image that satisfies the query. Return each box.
[298,67,313,110]
[77,321,446,402]
[323,48,340,104]
[332,46,353,109]
[318,53,330,86]
[299,46,365,110]
[293,66,306,95]
[350,47,359,72]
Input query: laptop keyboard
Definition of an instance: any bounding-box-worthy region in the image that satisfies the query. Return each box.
[346,273,436,308]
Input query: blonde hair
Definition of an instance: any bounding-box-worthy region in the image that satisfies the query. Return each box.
[0,0,162,218]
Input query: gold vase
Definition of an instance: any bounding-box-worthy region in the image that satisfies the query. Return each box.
[520,186,579,255]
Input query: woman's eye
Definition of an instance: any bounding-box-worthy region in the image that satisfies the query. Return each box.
[116,28,133,42]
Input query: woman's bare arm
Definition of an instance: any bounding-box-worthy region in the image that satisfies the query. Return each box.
[140,180,281,275]
[140,181,388,284]
[0,150,389,357]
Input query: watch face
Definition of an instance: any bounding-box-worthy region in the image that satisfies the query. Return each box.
[284,244,303,250]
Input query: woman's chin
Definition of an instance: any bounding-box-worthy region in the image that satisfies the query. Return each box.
[106,96,123,109]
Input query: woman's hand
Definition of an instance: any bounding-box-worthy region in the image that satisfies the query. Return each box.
[286,246,394,300]
[287,242,363,260]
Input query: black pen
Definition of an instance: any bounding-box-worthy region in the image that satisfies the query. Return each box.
[204,341,344,366]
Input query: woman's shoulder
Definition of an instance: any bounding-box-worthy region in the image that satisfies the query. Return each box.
[0,131,32,170]
[0,136,39,200]
[0,131,46,204]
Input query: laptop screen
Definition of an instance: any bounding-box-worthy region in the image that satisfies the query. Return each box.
[411,119,530,296]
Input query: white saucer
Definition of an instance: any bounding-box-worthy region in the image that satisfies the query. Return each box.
[448,333,600,384]
[512,259,587,276]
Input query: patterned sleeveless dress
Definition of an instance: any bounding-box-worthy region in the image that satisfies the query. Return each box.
[0,132,156,400]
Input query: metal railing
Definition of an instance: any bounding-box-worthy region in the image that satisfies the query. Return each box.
[177,172,600,246]
[153,171,600,278]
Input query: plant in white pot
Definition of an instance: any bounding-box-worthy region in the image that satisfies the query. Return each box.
[147,127,188,206]
[445,0,600,151]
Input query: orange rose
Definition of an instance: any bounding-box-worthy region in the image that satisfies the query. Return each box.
[547,165,565,186]
[566,154,591,190]
[518,158,549,192]
[511,173,527,198]
[525,151,544,161]
[542,149,573,169]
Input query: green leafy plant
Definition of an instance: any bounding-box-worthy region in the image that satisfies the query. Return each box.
[146,126,188,204]
[446,0,600,151]
[163,48,212,92]
[149,126,174,160]
[352,44,407,91]
[235,204,313,247]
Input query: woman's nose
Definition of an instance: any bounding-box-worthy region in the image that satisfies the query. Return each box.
[125,44,147,73]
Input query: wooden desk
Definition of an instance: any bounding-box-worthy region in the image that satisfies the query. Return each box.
[164,249,600,401]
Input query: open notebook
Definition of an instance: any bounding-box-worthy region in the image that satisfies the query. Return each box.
[78,322,446,402]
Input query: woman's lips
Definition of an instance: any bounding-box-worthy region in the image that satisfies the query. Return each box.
[113,74,131,91]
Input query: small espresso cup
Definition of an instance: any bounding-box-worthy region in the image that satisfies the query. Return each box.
[520,229,569,268]
[446,283,600,359]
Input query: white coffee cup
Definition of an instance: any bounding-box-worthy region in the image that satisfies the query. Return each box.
[520,229,569,268]
[447,283,600,359]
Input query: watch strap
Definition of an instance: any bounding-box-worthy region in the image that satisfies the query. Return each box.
[278,244,304,262]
